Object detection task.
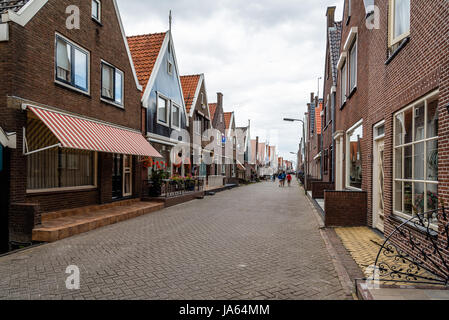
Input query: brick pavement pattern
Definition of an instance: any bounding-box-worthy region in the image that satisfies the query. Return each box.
[0,180,350,300]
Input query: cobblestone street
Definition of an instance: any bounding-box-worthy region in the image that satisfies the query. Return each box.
[0,181,350,300]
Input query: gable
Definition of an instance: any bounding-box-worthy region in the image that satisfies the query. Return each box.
[180,74,201,114]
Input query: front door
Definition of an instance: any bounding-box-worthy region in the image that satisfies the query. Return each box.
[112,154,123,199]
[373,139,385,232]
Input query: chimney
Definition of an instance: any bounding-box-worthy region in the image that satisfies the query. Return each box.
[326,6,336,28]
[310,92,315,104]
[217,92,223,110]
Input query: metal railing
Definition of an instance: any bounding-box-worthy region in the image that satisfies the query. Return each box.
[143,177,205,198]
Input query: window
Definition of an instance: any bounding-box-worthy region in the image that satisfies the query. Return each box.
[171,103,181,129]
[55,35,89,93]
[217,131,221,146]
[349,40,357,92]
[222,164,226,175]
[346,121,363,189]
[157,95,169,125]
[167,61,173,75]
[92,0,101,22]
[394,92,439,218]
[389,0,410,46]
[101,62,124,106]
[201,93,205,109]
[323,149,329,174]
[341,61,347,106]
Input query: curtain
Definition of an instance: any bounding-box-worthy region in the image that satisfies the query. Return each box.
[102,64,114,99]
[56,39,71,81]
[394,0,410,38]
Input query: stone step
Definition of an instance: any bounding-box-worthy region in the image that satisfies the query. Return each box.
[32,201,164,243]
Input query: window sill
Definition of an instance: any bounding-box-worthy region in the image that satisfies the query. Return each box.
[100,98,124,110]
[92,17,103,26]
[389,213,439,236]
[385,37,410,65]
[156,120,170,128]
[347,87,357,100]
[27,186,97,196]
[346,16,351,25]
[55,80,90,97]
[340,101,347,110]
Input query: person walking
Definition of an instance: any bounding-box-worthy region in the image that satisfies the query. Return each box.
[278,171,286,187]
[287,173,292,187]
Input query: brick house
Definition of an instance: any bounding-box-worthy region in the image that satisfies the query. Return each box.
[208,93,227,187]
[180,74,212,178]
[127,30,188,177]
[324,0,449,269]
[305,94,323,187]
[0,0,161,249]
[321,7,342,186]
[236,121,252,181]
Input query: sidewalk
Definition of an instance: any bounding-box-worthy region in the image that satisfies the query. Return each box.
[301,183,449,300]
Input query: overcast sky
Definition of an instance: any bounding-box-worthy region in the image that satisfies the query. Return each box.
[117,0,344,163]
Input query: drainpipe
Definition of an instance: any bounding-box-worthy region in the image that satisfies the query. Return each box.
[331,86,336,184]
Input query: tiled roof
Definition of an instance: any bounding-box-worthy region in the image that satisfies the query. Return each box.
[0,0,29,16]
[127,32,167,91]
[180,75,201,114]
[209,103,217,122]
[224,112,233,129]
[328,21,342,85]
[315,101,323,135]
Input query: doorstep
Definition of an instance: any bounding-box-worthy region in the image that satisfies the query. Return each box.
[356,280,449,300]
[32,199,164,243]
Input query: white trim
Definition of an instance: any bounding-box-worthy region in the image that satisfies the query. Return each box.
[345,119,363,190]
[348,37,358,92]
[146,132,178,147]
[374,120,386,141]
[171,102,181,131]
[27,185,97,195]
[226,113,235,138]
[0,127,16,149]
[314,152,322,161]
[188,74,205,118]
[388,0,411,47]
[112,0,142,92]
[0,23,9,42]
[101,59,125,108]
[337,52,347,69]
[156,93,170,127]
[343,27,358,51]
[2,0,48,27]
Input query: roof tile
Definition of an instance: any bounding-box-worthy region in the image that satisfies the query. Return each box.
[180,75,201,113]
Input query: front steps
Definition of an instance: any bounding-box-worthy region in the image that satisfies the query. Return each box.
[32,199,164,243]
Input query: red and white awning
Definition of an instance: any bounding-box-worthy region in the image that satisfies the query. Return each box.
[27,105,162,158]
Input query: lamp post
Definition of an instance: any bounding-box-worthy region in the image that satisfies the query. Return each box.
[284,118,307,193]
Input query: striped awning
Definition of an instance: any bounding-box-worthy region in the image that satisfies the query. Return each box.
[27,105,162,158]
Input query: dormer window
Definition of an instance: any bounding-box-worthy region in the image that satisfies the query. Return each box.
[92,0,101,22]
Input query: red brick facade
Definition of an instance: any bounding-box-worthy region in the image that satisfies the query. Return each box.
[0,0,145,245]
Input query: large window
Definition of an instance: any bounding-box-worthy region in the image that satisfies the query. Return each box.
[389,0,410,46]
[341,61,347,106]
[349,40,357,92]
[157,95,169,125]
[101,62,124,106]
[346,121,363,189]
[394,93,439,217]
[56,35,89,93]
[26,118,96,191]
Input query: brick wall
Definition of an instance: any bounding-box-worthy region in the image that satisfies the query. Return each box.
[9,203,40,244]
[312,182,334,199]
[324,190,367,227]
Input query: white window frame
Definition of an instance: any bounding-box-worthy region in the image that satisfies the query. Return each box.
[92,0,101,23]
[100,60,124,108]
[340,61,347,106]
[171,102,181,131]
[393,90,439,224]
[55,33,90,95]
[156,93,170,127]
[222,163,226,175]
[167,60,173,75]
[194,115,202,135]
[346,119,363,191]
[217,131,221,146]
[388,0,411,47]
[349,38,357,93]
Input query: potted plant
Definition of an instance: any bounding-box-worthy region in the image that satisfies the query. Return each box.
[149,167,169,197]
[185,174,195,191]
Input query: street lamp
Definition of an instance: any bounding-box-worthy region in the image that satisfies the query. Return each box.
[284,118,307,193]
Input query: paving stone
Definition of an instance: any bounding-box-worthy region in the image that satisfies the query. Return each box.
[0,181,349,300]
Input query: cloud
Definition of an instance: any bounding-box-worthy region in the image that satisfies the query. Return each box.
[117,0,344,162]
